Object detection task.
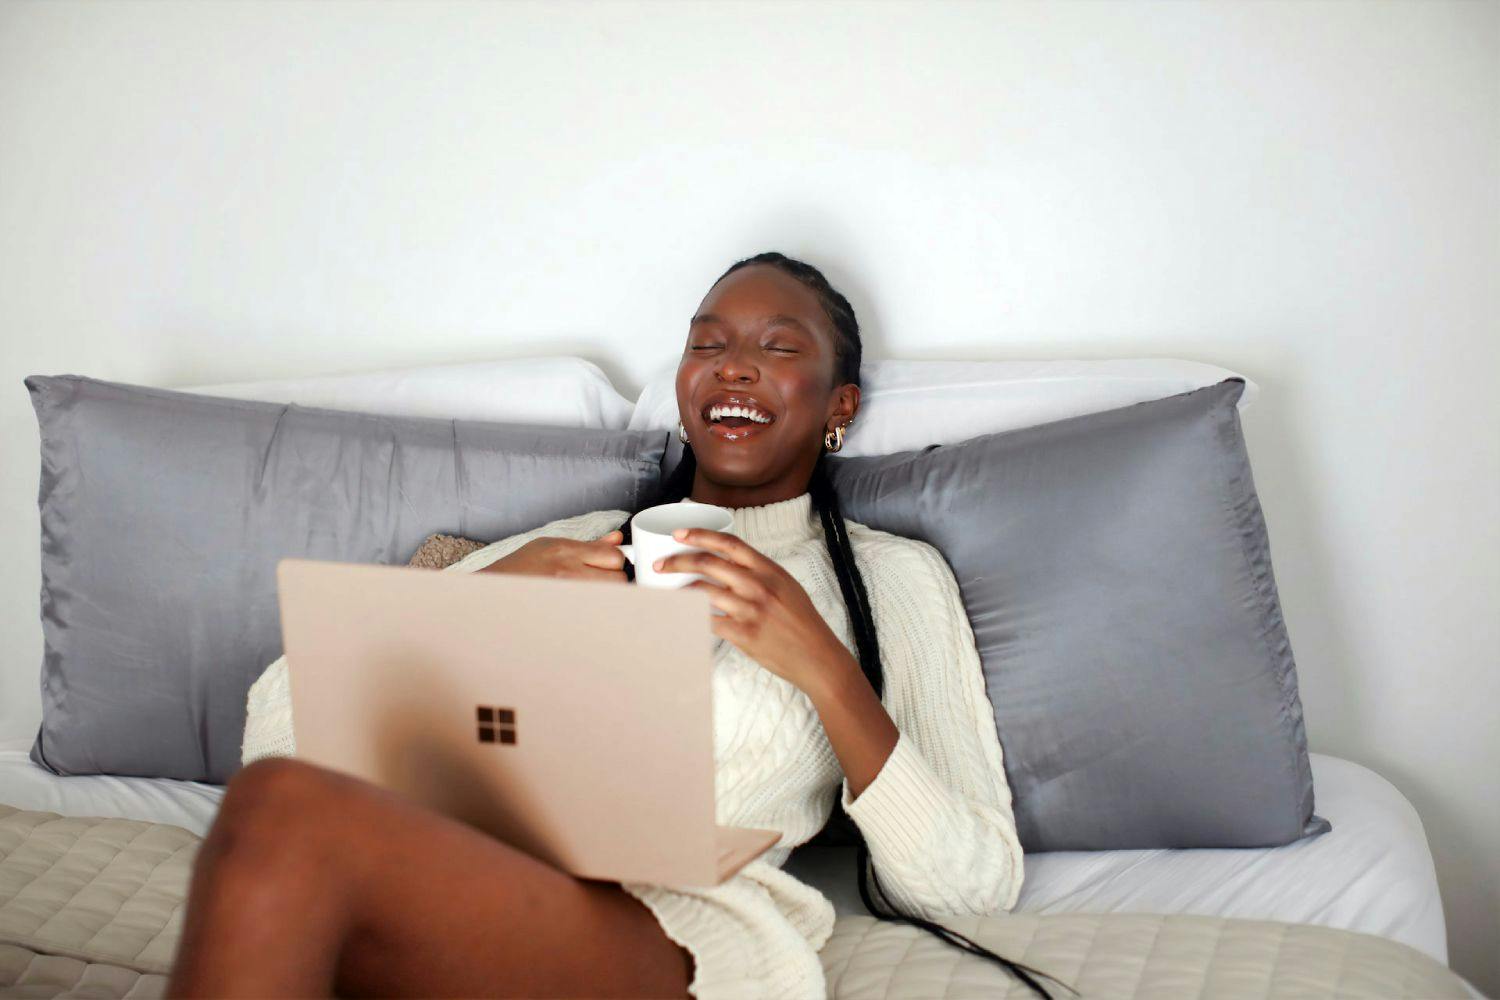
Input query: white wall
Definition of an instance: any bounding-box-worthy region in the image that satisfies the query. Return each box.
[1,0,1495,989]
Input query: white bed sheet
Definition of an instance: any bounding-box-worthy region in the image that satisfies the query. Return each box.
[0,737,224,839]
[0,741,1446,966]
[788,752,1448,964]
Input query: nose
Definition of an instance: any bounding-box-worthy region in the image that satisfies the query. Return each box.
[714,340,758,383]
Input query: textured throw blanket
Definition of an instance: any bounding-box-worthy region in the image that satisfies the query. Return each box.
[0,793,1479,997]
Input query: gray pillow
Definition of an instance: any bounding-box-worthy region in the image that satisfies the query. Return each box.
[24,374,666,784]
[825,378,1329,851]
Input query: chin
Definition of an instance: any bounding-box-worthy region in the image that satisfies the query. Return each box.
[691,442,777,477]
[694,458,772,484]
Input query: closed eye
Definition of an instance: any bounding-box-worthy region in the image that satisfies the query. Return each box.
[688,344,798,354]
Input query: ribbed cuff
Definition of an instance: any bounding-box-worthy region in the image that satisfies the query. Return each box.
[839,729,951,860]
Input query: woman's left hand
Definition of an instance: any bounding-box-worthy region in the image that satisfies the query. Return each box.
[654,528,851,693]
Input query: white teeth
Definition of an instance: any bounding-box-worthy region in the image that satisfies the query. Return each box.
[708,404,771,424]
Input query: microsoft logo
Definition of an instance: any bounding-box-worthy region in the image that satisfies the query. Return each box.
[476,705,517,745]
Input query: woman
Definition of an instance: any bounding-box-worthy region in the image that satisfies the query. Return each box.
[166,253,1057,999]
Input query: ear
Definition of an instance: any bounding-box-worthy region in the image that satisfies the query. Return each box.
[828,383,860,430]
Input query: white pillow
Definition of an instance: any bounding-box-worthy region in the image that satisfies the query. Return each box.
[627,358,1259,457]
[183,357,635,429]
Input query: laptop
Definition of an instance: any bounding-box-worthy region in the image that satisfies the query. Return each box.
[274,556,781,887]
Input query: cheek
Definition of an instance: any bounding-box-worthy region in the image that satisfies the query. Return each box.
[675,367,698,407]
[781,373,832,421]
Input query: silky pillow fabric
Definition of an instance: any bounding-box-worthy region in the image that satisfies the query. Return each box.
[25,374,665,784]
[825,378,1328,851]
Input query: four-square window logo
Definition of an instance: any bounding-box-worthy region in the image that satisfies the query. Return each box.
[476,706,517,745]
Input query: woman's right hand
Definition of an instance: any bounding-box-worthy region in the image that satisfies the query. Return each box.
[477,529,628,583]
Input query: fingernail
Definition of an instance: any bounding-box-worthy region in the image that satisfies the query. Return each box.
[652,559,664,570]
[673,529,687,540]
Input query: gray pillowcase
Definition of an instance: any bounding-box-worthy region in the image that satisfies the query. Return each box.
[25,374,666,784]
[825,378,1329,851]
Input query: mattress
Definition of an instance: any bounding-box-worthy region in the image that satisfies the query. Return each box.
[0,740,1447,965]
[0,738,222,839]
[789,753,1449,965]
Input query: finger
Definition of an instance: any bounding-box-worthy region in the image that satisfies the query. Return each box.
[686,579,757,619]
[564,565,628,582]
[564,533,621,551]
[655,551,766,600]
[709,613,748,648]
[580,543,626,570]
[668,528,766,569]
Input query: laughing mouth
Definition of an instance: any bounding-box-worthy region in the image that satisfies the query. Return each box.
[699,399,777,441]
[704,419,772,441]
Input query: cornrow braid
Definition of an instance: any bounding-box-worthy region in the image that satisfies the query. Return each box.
[618,252,1076,998]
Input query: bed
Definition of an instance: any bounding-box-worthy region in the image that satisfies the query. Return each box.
[0,738,1447,965]
[0,736,1458,991]
[0,359,1477,997]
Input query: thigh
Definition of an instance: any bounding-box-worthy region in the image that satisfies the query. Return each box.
[244,758,694,999]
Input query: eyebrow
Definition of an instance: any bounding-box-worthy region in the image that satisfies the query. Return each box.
[689,313,815,336]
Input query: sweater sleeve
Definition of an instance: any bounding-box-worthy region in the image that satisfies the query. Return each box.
[239,508,631,768]
[835,538,1025,918]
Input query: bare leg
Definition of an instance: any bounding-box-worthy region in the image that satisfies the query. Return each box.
[165,757,695,998]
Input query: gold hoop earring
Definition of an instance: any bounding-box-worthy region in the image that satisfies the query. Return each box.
[677,420,689,444]
[823,424,846,452]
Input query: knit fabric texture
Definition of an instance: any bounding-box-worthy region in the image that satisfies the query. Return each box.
[405,532,488,569]
[240,491,1025,1000]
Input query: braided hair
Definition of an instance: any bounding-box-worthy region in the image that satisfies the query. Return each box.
[620,252,1072,998]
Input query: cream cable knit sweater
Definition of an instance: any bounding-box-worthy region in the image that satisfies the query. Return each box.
[240,492,1025,1000]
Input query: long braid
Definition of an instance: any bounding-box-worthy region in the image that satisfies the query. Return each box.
[807,458,1071,999]
[628,447,1068,996]
[625,250,1075,997]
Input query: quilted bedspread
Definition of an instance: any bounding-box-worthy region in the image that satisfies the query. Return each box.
[0,804,1475,999]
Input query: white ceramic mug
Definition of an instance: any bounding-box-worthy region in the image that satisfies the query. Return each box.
[617,501,734,590]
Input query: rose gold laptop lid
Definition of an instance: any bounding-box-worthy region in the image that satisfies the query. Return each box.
[275,557,780,888]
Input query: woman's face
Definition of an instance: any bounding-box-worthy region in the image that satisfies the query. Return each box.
[676,264,859,507]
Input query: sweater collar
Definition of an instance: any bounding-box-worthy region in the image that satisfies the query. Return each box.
[679,491,821,548]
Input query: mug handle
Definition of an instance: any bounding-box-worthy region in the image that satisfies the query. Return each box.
[616,544,634,564]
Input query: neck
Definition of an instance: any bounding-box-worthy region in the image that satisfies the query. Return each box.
[688,466,816,510]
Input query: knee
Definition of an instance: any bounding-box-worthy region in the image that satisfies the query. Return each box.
[220,757,336,826]
[199,758,349,874]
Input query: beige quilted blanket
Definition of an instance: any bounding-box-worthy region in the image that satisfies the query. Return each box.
[0,806,195,997]
[0,804,1476,999]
